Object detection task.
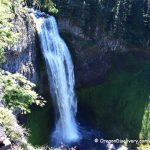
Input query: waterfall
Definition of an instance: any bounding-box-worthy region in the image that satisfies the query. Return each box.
[31,10,80,145]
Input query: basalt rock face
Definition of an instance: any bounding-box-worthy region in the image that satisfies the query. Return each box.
[58,19,126,88]
[0,13,38,83]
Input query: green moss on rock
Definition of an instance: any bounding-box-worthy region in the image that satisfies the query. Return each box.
[26,102,53,146]
[78,53,150,146]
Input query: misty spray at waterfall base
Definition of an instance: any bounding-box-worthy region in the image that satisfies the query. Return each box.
[31,10,81,145]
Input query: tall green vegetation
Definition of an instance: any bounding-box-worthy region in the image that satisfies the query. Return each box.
[26,0,58,13]
[55,0,150,47]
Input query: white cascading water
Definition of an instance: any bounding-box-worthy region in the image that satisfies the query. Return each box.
[31,10,80,144]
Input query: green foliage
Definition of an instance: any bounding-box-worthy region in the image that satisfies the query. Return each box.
[39,0,58,13]
[0,0,21,63]
[26,0,58,13]
[0,71,46,114]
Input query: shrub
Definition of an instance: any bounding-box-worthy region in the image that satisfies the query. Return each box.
[0,107,26,143]
[25,0,58,13]
[0,0,22,63]
[0,70,46,114]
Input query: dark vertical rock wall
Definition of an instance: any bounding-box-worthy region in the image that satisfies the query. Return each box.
[57,19,126,87]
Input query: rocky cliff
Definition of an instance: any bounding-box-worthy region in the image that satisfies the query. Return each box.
[0,12,37,83]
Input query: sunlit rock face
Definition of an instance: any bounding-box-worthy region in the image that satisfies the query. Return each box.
[0,13,37,83]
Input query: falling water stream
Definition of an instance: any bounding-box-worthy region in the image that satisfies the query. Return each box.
[31,10,80,145]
